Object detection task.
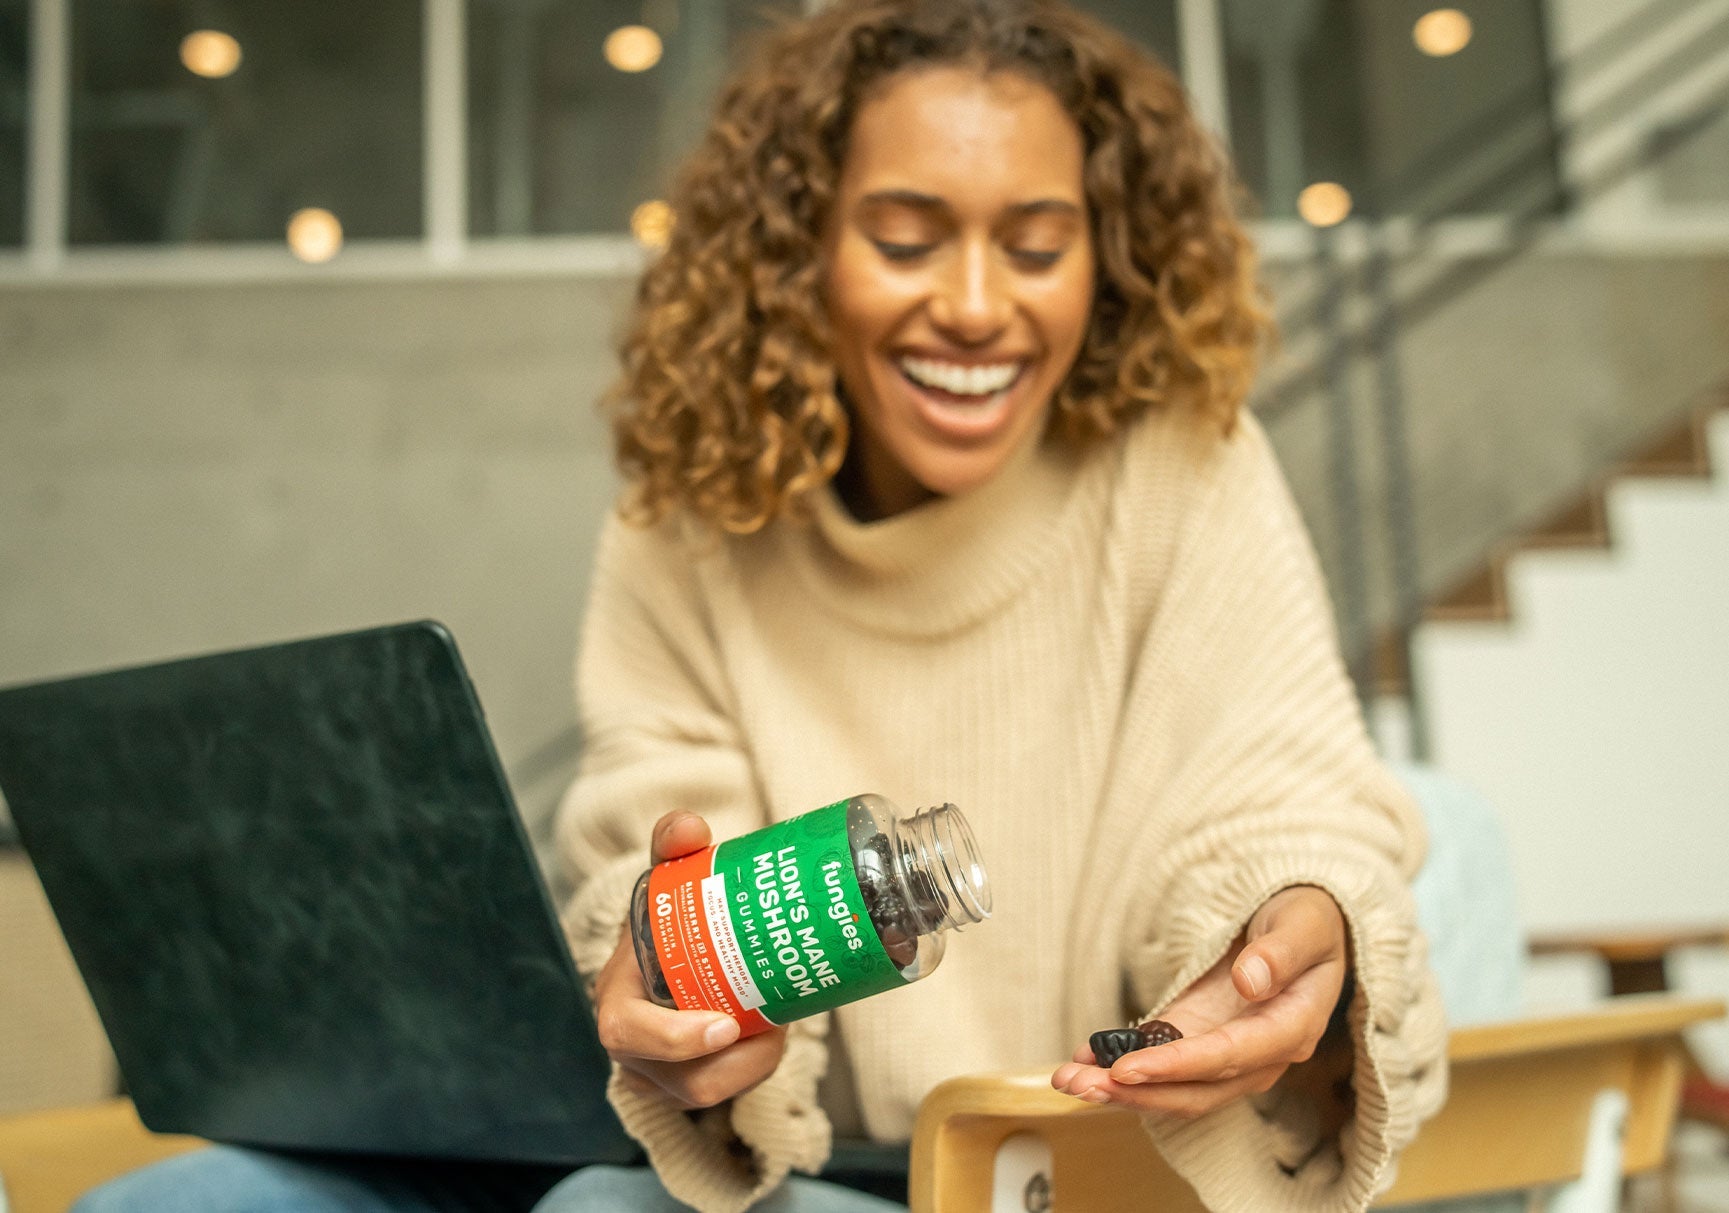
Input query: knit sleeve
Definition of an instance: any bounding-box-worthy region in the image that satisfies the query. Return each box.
[552,514,832,1213]
[1104,417,1448,1213]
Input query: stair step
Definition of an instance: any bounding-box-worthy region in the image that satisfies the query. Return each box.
[1523,494,1611,549]
[1374,383,1729,698]
[1426,564,1507,624]
[1617,411,1713,478]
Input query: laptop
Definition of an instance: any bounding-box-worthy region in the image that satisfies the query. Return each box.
[0,620,637,1168]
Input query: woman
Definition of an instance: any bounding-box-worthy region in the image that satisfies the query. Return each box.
[555,2,1446,1212]
[75,2,1445,1211]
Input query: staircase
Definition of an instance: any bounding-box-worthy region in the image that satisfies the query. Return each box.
[1398,392,1729,1070]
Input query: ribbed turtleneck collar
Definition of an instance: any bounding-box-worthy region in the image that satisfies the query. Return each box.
[770,430,1111,638]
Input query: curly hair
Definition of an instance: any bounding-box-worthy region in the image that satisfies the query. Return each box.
[610,0,1269,533]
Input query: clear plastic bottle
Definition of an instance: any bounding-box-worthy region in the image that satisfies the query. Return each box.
[630,794,990,1037]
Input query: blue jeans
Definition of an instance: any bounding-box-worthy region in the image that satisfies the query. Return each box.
[70,1148,907,1213]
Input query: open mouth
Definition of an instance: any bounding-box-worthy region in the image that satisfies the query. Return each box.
[892,355,1027,443]
[897,356,1024,399]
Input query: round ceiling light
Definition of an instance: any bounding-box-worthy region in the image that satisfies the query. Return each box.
[1414,9,1474,57]
[605,25,663,73]
[180,30,243,79]
[287,208,344,264]
[630,200,675,251]
[1297,182,1353,228]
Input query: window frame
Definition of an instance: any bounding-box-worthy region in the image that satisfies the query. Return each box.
[0,0,1240,284]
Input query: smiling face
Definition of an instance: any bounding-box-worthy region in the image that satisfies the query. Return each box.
[822,67,1096,520]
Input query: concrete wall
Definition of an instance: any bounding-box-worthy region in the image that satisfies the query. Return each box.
[1263,244,1729,644]
[0,852,112,1112]
[1,274,633,844]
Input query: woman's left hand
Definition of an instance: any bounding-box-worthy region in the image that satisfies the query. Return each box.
[1051,885,1349,1118]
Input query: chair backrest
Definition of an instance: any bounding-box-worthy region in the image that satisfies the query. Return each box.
[908,994,1724,1213]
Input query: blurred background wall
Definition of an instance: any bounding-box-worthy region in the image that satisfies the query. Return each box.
[2,0,1727,1110]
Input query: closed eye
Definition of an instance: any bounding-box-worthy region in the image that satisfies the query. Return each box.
[1011,248,1064,269]
[873,239,936,262]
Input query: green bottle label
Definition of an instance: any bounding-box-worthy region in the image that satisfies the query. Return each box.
[650,800,904,1026]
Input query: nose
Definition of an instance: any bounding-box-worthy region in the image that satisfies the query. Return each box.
[927,241,1012,345]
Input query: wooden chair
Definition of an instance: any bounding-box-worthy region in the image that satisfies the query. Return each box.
[909,993,1724,1212]
[1529,923,1729,1134]
[0,1099,203,1213]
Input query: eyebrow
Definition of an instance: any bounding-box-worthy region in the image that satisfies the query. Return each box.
[858,189,1082,219]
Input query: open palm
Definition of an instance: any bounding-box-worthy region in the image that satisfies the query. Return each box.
[1052,885,1349,1117]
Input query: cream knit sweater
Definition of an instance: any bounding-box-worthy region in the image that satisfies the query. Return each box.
[554,407,1448,1213]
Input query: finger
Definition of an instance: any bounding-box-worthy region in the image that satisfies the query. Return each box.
[633,1028,788,1109]
[650,811,713,863]
[1066,1062,1290,1118]
[594,973,741,1063]
[1108,1003,1310,1087]
[1051,1061,1115,1104]
[1052,1060,1092,1090]
[599,1001,740,1063]
[1054,1001,1219,1094]
[1235,887,1345,1003]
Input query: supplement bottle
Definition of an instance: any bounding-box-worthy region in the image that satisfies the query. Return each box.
[630,794,990,1038]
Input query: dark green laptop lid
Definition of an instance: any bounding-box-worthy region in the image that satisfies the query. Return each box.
[0,621,635,1166]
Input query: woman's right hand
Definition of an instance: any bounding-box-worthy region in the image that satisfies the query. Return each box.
[592,810,789,1109]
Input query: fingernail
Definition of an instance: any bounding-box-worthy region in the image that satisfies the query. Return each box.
[1113,1069,1145,1085]
[1240,955,1272,997]
[1080,1088,1111,1104]
[703,1018,739,1050]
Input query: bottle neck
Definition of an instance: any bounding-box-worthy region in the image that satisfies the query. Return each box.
[899,803,992,933]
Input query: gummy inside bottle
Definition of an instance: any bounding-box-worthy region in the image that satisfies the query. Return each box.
[850,811,947,977]
[632,873,675,1006]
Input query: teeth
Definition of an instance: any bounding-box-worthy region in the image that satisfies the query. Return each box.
[899,356,1020,397]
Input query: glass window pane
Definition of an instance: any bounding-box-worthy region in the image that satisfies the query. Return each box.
[1353,1,1562,221]
[1076,0,1181,77]
[468,0,800,238]
[1223,0,1562,221]
[69,0,423,246]
[1,0,24,247]
[1223,0,1371,220]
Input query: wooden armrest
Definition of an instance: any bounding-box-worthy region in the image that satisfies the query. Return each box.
[0,1098,204,1213]
[915,1069,1101,1123]
[910,995,1727,1213]
[1528,925,1729,962]
[1381,994,1724,1205]
[1447,993,1724,1062]
[910,1072,1207,1213]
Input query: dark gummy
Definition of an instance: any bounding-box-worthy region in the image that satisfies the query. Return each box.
[1138,1019,1183,1047]
[1089,1019,1183,1068]
[855,829,924,971]
[1088,1029,1144,1068]
[634,878,674,1005]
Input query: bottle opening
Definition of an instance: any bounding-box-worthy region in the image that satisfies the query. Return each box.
[904,803,991,931]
